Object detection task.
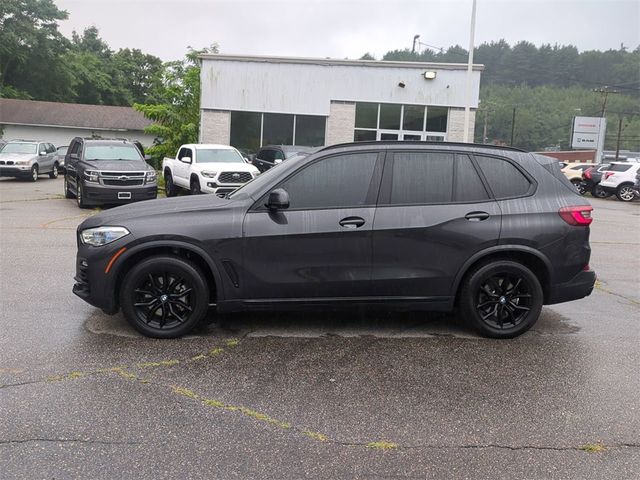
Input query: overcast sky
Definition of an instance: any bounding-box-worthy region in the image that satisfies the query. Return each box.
[54,0,640,61]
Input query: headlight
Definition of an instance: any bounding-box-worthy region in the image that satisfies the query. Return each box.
[83,170,99,183]
[80,226,130,246]
[201,171,217,178]
[145,170,157,184]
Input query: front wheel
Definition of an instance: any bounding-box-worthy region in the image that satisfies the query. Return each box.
[458,261,543,338]
[591,184,611,198]
[190,177,202,195]
[165,172,177,197]
[571,179,586,195]
[616,184,636,202]
[30,165,39,182]
[49,163,59,179]
[119,255,210,338]
[76,182,88,208]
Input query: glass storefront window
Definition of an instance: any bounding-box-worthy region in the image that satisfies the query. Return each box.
[426,107,448,133]
[295,115,326,146]
[379,103,402,130]
[230,111,262,153]
[354,129,377,142]
[403,105,424,131]
[355,103,378,129]
[263,113,294,145]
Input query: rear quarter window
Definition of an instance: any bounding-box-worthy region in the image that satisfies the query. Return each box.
[475,155,532,199]
[608,164,632,172]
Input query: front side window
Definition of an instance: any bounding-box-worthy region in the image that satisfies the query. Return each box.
[177,147,192,161]
[388,152,454,205]
[475,155,532,199]
[1,143,38,154]
[196,149,244,163]
[278,152,378,209]
[84,145,143,161]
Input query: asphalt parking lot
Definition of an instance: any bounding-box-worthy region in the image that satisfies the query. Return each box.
[1,176,639,479]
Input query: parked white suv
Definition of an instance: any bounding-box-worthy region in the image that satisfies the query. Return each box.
[162,144,259,197]
[599,162,640,202]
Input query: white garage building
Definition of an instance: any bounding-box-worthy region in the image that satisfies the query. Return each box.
[199,54,483,152]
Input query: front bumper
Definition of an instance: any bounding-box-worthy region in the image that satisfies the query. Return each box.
[73,243,124,314]
[0,166,32,177]
[546,268,596,305]
[201,180,245,197]
[81,182,157,205]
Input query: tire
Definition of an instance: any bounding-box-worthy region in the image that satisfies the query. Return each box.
[458,260,543,339]
[571,178,585,195]
[591,184,611,198]
[165,172,177,197]
[190,177,202,195]
[119,255,210,338]
[30,165,39,182]
[616,184,636,202]
[76,182,88,209]
[64,174,75,198]
[49,163,59,179]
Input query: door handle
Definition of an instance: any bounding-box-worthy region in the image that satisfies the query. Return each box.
[465,211,490,221]
[339,216,365,229]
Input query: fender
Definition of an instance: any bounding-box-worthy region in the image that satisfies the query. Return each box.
[110,239,227,302]
[449,244,553,303]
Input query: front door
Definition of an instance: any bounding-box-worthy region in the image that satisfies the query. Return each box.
[242,151,383,300]
[372,151,501,298]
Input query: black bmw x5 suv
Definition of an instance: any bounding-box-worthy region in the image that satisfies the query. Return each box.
[73,141,596,339]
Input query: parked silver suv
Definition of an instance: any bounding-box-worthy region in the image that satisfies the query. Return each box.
[0,140,60,181]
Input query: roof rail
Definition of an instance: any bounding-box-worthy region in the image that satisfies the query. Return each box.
[9,139,38,142]
[319,140,528,153]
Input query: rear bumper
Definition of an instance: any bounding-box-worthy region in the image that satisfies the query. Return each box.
[82,183,157,205]
[546,269,596,305]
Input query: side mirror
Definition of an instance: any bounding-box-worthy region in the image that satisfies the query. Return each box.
[180,156,192,164]
[243,156,250,163]
[265,188,289,211]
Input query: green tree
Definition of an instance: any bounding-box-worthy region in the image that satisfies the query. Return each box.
[134,45,219,164]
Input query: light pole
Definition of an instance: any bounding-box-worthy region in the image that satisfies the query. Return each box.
[462,0,477,143]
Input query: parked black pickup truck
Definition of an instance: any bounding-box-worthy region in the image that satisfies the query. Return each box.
[64,137,157,208]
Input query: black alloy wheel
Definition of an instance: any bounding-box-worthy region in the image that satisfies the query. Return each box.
[459,261,543,338]
[190,177,202,195]
[120,255,209,338]
[571,179,586,195]
[30,165,39,182]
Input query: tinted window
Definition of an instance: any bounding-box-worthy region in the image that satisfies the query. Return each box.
[274,150,285,161]
[295,115,326,147]
[475,155,531,198]
[279,153,378,209]
[258,149,276,162]
[608,164,632,172]
[426,107,448,132]
[230,111,261,153]
[455,155,490,202]
[389,152,454,204]
[263,113,294,145]
[355,103,378,129]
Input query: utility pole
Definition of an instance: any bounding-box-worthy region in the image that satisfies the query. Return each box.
[462,0,477,143]
[615,116,624,160]
[510,107,517,146]
[482,110,489,144]
[412,35,420,54]
[593,87,619,117]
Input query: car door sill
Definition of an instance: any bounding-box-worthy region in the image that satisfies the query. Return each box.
[219,296,452,312]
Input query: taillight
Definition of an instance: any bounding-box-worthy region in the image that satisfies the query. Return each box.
[583,169,592,180]
[559,206,593,226]
[604,172,615,180]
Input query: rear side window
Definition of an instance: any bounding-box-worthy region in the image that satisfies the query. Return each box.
[455,155,490,202]
[475,155,532,199]
[279,152,378,209]
[608,164,632,172]
[389,152,454,204]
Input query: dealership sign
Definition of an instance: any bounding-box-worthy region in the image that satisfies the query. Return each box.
[571,116,606,150]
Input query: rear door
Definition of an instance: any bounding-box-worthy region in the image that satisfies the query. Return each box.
[242,151,383,300]
[372,150,501,298]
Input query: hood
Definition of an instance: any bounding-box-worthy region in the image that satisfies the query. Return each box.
[84,159,153,172]
[191,162,259,174]
[0,153,36,162]
[80,194,233,229]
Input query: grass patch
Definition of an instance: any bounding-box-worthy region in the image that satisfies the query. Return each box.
[579,443,606,453]
[137,359,180,368]
[366,441,398,450]
[209,347,225,356]
[303,430,328,442]
[225,339,240,348]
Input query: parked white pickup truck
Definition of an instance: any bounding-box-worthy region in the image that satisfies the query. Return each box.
[162,144,259,197]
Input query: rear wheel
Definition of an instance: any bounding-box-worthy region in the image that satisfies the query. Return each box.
[119,255,210,338]
[49,163,59,179]
[30,165,39,182]
[616,184,636,202]
[190,177,202,195]
[165,172,177,197]
[459,261,543,338]
[591,184,610,198]
[571,179,586,195]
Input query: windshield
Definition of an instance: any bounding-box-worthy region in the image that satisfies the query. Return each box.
[84,145,142,161]
[228,153,309,199]
[1,143,38,154]
[196,148,244,163]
